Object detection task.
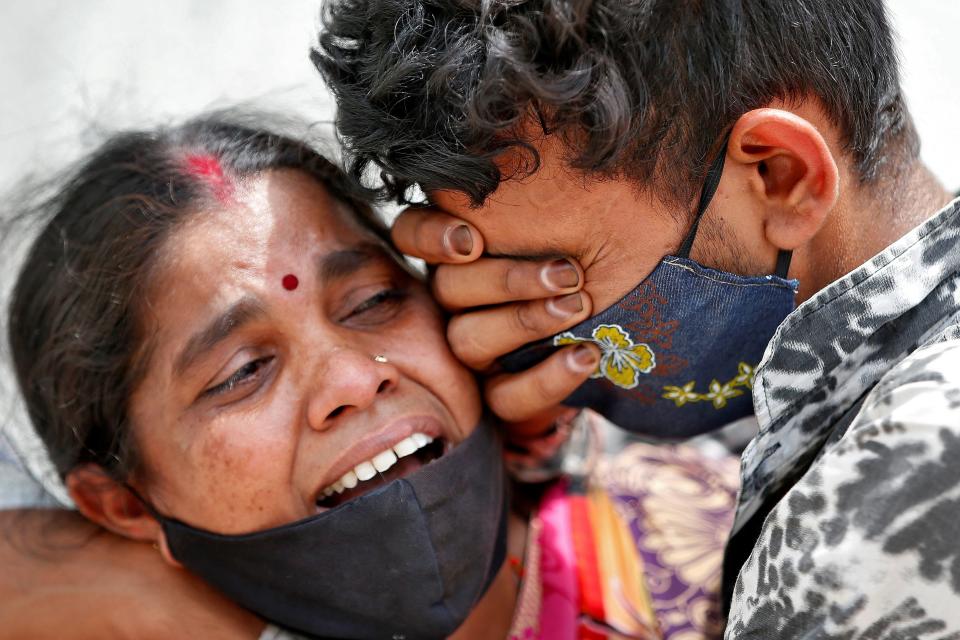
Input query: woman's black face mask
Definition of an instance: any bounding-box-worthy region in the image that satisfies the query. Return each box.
[138,420,507,639]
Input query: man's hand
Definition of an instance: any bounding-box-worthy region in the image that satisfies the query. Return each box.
[0,509,264,640]
[392,207,600,435]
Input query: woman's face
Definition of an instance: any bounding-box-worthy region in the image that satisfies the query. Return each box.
[128,169,481,534]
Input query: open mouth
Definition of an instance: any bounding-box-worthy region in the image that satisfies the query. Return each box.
[315,434,446,510]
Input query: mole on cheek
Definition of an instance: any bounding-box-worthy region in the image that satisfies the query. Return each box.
[282,274,299,291]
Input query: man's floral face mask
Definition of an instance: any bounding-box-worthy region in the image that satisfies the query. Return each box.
[499,136,798,439]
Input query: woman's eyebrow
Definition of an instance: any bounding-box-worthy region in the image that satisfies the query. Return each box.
[316,242,389,282]
[174,296,266,376]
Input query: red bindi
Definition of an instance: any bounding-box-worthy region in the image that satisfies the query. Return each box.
[282,274,299,291]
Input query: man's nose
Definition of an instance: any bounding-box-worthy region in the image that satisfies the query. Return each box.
[305,347,398,431]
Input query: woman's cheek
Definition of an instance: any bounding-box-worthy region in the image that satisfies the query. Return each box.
[181,410,302,526]
[423,336,483,434]
[390,308,482,434]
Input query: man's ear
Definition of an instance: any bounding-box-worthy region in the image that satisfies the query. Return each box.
[728,108,840,250]
[66,464,180,566]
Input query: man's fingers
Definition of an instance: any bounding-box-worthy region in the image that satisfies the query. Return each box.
[432,257,583,310]
[391,207,483,264]
[484,345,600,423]
[447,290,594,370]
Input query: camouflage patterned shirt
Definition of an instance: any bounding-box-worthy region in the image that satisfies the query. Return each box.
[726,196,960,638]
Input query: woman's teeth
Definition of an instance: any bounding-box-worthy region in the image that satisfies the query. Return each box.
[320,433,435,498]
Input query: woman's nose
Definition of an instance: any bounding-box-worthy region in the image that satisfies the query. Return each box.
[306,349,398,431]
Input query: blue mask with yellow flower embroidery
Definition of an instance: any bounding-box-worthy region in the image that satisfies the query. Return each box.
[499,136,798,439]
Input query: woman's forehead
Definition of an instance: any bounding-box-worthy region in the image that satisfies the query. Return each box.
[135,171,398,382]
[141,170,389,328]
[172,170,371,267]
[234,169,369,243]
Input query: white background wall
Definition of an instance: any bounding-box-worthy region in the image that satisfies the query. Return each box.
[0,0,328,193]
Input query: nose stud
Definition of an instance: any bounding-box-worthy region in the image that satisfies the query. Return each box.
[373,354,389,363]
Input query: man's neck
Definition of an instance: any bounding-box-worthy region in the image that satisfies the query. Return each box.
[797,161,953,302]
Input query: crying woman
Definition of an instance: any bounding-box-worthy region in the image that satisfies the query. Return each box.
[4,117,738,639]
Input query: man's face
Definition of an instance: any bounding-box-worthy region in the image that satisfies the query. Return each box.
[429,134,768,313]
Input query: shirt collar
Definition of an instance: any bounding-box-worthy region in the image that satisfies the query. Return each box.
[736,196,960,527]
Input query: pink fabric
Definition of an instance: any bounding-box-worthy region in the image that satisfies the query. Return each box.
[537,480,579,640]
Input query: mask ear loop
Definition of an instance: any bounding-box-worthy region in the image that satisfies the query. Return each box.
[676,133,731,260]
[122,482,165,521]
[676,132,795,280]
[774,248,793,279]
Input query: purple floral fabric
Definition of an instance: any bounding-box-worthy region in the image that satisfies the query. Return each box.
[597,442,739,640]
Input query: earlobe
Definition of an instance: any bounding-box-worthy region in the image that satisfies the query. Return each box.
[728,108,839,249]
[66,464,163,544]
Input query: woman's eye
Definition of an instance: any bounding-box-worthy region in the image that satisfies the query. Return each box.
[342,288,408,322]
[204,356,274,398]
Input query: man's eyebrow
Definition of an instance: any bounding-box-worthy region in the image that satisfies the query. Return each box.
[174,296,266,376]
[316,243,389,282]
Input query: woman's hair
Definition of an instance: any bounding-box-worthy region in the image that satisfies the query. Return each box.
[7,115,384,481]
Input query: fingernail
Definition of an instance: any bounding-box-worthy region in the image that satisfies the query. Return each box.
[567,344,598,373]
[444,224,474,257]
[540,259,580,291]
[546,292,583,318]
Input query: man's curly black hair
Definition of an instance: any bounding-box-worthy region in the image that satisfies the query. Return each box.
[312,0,918,207]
